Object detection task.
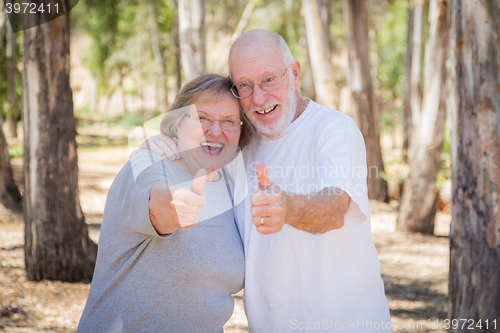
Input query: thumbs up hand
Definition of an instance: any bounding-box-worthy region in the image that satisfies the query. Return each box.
[251,163,288,234]
[149,168,207,236]
[170,169,208,228]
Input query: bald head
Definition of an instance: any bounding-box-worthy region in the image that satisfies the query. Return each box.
[228,30,295,78]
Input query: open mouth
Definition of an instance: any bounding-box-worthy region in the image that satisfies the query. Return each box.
[256,104,278,115]
[200,142,225,155]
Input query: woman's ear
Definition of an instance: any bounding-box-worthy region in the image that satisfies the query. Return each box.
[175,119,182,133]
[173,137,178,144]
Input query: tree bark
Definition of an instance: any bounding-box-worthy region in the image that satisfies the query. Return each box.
[6,24,19,139]
[403,0,414,161]
[303,35,317,101]
[448,1,500,330]
[0,116,22,213]
[409,0,424,142]
[213,0,258,74]
[173,0,182,93]
[0,5,22,213]
[303,0,338,109]
[397,0,448,234]
[342,0,388,202]
[149,0,168,111]
[0,0,5,37]
[178,0,206,81]
[0,0,7,117]
[22,14,97,282]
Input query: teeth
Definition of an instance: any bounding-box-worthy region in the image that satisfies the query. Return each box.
[257,105,276,114]
[201,142,223,148]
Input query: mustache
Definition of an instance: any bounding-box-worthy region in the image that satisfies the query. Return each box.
[249,101,282,113]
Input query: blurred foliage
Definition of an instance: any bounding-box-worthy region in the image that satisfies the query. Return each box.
[207,0,247,33]
[375,0,408,100]
[72,0,176,100]
[75,105,91,116]
[0,30,22,121]
[268,0,303,60]
[439,122,451,180]
[441,120,451,156]
[330,0,345,51]
[71,0,120,89]
[7,143,23,159]
[1,0,448,172]
[115,112,146,130]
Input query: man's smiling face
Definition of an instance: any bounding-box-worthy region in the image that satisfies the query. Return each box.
[229,35,300,139]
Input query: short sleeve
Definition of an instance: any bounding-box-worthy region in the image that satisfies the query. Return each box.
[316,116,370,225]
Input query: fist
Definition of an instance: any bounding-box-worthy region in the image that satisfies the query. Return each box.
[251,163,287,234]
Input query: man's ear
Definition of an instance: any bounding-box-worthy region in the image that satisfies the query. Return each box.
[292,60,301,90]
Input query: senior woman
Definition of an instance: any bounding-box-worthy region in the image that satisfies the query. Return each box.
[78,74,255,333]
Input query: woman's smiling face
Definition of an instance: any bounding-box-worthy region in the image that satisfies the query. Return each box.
[176,96,241,174]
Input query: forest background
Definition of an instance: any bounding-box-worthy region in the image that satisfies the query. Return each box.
[0,0,499,332]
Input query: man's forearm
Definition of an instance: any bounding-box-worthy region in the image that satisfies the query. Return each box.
[284,188,350,234]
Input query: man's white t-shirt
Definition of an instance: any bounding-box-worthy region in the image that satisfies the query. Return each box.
[230,101,392,332]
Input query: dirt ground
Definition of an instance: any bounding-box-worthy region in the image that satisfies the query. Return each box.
[0,145,451,333]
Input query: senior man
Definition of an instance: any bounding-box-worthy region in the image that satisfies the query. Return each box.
[143,29,392,332]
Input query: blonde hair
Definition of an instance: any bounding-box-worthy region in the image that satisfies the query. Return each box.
[160,74,256,148]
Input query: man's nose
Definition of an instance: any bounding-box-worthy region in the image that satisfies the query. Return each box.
[251,84,269,106]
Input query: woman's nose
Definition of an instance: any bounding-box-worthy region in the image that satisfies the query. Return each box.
[206,120,223,137]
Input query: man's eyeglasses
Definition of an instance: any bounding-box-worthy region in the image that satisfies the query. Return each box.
[230,63,294,99]
[186,113,243,132]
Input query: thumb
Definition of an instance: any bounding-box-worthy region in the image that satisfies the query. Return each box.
[192,169,207,196]
[256,163,271,190]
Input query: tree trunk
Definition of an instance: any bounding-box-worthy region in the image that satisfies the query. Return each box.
[409,0,424,149]
[303,0,338,109]
[403,0,414,161]
[318,0,333,53]
[303,36,317,101]
[0,0,7,118]
[6,114,19,139]
[22,14,97,282]
[342,0,388,202]
[178,0,206,81]
[173,0,182,93]
[0,6,23,213]
[149,0,168,111]
[0,0,5,39]
[6,24,19,140]
[448,1,500,330]
[0,115,22,212]
[213,0,258,74]
[397,0,448,234]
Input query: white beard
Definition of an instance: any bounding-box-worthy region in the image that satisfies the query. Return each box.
[249,77,298,139]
